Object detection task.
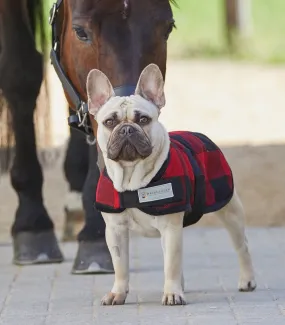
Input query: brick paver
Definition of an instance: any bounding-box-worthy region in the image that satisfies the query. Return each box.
[0,228,284,325]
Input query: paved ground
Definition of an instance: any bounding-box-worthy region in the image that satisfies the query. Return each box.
[0,228,285,325]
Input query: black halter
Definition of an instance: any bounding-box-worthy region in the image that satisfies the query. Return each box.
[49,0,136,136]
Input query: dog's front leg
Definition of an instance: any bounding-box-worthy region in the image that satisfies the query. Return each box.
[101,213,129,305]
[159,213,186,306]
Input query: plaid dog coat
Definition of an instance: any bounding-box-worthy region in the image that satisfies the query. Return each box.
[95,131,234,227]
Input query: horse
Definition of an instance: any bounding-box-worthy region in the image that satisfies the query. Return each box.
[0,0,176,274]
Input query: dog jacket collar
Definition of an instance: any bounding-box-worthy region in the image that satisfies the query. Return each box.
[95,131,234,227]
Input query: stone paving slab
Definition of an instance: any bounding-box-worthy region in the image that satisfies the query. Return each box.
[0,228,285,324]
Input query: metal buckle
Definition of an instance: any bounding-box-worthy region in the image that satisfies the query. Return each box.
[49,3,57,25]
[77,102,88,128]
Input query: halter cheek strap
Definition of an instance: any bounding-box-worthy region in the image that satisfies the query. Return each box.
[49,0,136,136]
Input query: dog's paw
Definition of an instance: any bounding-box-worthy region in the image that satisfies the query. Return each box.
[162,293,186,306]
[238,277,257,292]
[101,292,127,305]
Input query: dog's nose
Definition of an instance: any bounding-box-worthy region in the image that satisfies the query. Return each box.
[120,125,135,136]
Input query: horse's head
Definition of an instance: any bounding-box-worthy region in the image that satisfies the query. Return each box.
[58,0,175,133]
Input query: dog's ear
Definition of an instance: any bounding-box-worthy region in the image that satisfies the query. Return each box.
[86,69,115,117]
[135,64,165,110]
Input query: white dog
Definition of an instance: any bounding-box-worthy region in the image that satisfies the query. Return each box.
[86,64,256,306]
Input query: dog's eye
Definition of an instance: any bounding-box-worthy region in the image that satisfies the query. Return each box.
[139,116,150,124]
[104,119,114,127]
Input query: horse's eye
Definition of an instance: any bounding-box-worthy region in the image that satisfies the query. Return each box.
[165,21,176,40]
[73,26,89,42]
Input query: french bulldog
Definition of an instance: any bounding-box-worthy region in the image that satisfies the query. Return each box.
[86,64,256,306]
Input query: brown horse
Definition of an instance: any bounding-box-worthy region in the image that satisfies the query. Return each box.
[0,0,176,273]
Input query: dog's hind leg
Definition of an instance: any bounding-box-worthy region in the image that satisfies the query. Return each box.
[215,189,256,292]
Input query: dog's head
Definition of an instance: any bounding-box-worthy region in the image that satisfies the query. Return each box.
[86,64,166,163]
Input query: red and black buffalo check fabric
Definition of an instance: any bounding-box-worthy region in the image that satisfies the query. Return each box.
[95,131,234,227]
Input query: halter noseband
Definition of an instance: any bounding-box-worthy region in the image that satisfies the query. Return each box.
[49,0,136,136]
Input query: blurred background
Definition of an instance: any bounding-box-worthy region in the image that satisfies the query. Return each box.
[170,0,285,62]
[0,0,284,242]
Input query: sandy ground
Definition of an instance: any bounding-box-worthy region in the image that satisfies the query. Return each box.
[0,59,284,242]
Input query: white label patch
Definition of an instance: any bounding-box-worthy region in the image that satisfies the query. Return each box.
[138,183,174,203]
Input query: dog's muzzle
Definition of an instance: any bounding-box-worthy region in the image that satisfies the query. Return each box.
[107,123,152,162]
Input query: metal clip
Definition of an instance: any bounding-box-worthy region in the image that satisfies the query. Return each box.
[77,102,88,127]
[76,109,82,123]
[49,3,57,25]
[53,41,58,52]
[78,113,88,128]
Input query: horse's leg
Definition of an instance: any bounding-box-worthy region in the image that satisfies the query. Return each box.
[62,115,112,273]
[62,114,89,241]
[72,139,113,274]
[0,1,63,264]
[63,110,89,194]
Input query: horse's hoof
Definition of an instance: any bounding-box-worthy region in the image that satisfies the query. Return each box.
[13,230,64,265]
[71,240,114,274]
